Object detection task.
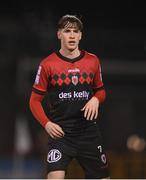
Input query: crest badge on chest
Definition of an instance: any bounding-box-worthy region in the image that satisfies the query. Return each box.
[72,75,78,85]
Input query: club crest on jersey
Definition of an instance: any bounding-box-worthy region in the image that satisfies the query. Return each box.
[72,75,78,85]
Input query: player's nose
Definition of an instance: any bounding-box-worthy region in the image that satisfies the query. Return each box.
[70,31,75,38]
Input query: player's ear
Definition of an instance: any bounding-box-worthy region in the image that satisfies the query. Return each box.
[57,30,61,39]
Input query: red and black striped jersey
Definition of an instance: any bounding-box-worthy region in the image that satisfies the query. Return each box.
[32,50,105,135]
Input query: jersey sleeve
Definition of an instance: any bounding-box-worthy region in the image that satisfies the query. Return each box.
[93,58,106,103]
[32,61,49,95]
[93,59,104,90]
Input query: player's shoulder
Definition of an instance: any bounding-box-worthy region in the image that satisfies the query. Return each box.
[40,52,56,66]
[85,51,100,62]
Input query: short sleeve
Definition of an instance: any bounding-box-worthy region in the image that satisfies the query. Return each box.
[32,62,49,95]
[93,58,104,89]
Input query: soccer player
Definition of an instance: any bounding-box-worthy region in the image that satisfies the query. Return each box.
[29,14,110,179]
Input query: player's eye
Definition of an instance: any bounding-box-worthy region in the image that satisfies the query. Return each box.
[64,29,71,33]
[74,30,79,33]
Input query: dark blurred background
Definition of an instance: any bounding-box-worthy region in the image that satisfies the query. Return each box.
[0,0,146,178]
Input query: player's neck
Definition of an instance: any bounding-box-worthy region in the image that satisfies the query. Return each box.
[59,48,80,59]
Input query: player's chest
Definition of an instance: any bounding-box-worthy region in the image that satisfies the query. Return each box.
[49,62,95,86]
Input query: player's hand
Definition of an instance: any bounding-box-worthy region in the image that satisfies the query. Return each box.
[45,121,65,139]
[81,96,99,120]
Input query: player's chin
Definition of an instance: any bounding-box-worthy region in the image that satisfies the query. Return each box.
[67,45,77,51]
[68,47,76,51]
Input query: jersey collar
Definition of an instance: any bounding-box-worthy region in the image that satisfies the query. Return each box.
[56,50,85,63]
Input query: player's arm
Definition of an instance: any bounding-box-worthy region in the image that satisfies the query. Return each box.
[29,63,64,138]
[29,91,64,138]
[81,88,106,120]
[81,59,106,120]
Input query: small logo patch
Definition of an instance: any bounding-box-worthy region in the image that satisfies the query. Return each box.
[35,66,42,84]
[47,149,62,163]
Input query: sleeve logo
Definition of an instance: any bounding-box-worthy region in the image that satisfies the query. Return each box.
[99,65,103,82]
[35,66,42,84]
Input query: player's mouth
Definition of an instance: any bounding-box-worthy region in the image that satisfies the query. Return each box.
[68,41,76,45]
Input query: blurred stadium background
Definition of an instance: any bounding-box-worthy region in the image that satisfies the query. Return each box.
[0,0,146,178]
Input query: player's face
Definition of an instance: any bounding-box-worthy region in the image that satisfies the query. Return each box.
[57,26,82,51]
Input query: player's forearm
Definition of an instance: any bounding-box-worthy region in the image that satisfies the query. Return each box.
[94,88,106,103]
[29,92,50,127]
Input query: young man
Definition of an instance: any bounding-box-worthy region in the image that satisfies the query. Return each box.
[29,14,110,179]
